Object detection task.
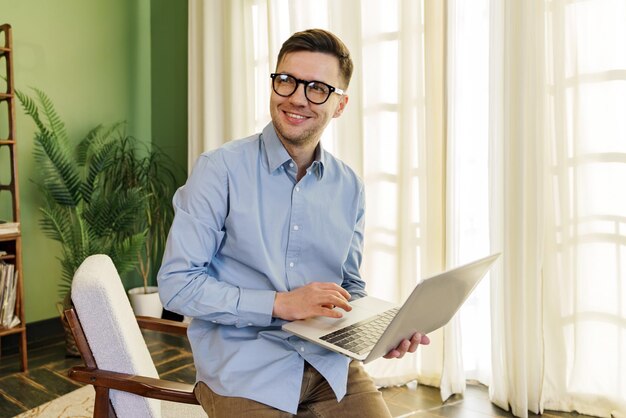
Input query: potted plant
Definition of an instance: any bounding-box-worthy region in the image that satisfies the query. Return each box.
[102,135,181,317]
[16,88,154,354]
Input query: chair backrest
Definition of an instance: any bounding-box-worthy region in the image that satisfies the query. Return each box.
[71,254,162,418]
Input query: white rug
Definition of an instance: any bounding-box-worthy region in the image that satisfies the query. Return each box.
[13,385,94,418]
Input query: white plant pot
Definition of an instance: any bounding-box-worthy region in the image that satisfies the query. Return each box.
[128,286,163,318]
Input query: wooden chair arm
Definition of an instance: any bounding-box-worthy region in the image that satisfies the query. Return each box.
[135,316,188,336]
[69,366,199,404]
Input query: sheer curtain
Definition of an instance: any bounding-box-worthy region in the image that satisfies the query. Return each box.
[486,0,626,417]
[188,0,626,416]
[541,0,626,415]
[487,1,547,415]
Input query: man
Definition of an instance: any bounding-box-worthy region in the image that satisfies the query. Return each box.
[158,29,430,417]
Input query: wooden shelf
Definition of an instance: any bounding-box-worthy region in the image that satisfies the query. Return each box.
[0,325,25,338]
[0,23,27,372]
[0,232,20,241]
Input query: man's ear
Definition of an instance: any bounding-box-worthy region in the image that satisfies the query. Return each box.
[333,94,349,118]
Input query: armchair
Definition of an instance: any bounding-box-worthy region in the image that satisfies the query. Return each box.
[66,254,206,417]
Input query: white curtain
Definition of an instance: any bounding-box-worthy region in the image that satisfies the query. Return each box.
[188,0,259,167]
[486,0,626,417]
[188,0,626,416]
[488,0,547,415]
[541,0,626,416]
[445,0,491,401]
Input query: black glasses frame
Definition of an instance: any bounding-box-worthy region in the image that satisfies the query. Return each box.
[270,73,345,105]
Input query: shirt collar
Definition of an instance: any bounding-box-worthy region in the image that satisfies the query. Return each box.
[311,144,325,179]
[261,123,326,179]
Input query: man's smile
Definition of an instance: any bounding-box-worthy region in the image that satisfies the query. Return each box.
[285,112,307,120]
[282,109,312,124]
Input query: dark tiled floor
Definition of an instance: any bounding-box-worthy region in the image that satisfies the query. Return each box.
[0,331,593,418]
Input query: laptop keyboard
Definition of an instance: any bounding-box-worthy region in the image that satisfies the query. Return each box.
[320,307,400,355]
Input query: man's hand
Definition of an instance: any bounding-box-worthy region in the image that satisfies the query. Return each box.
[383,333,430,359]
[273,282,352,321]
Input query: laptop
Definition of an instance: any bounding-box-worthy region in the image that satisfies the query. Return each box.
[282,253,500,364]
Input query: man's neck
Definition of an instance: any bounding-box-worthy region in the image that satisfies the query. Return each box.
[281,140,318,181]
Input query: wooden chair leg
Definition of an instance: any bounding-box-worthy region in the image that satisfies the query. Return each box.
[93,386,112,418]
[108,398,117,418]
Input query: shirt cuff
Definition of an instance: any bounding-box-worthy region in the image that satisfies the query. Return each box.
[236,288,276,327]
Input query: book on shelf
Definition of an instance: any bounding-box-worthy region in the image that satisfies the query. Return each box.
[0,262,20,329]
[0,221,19,236]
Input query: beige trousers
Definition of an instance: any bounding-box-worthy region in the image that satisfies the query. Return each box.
[194,361,392,418]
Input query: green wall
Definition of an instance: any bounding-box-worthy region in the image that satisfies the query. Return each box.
[151,0,188,179]
[1,0,188,322]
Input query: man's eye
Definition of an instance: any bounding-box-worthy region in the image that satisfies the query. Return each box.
[309,83,328,93]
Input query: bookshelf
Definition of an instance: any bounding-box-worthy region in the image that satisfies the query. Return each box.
[0,23,27,371]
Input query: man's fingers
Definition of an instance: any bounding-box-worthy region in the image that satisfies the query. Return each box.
[383,350,400,359]
[408,333,422,353]
[385,340,409,359]
[312,286,351,312]
[316,282,351,300]
[273,282,354,320]
[326,293,351,311]
[398,339,410,357]
[383,333,430,360]
[319,306,344,318]
[337,287,351,300]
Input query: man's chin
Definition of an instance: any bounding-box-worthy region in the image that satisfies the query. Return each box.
[275,125,316,147]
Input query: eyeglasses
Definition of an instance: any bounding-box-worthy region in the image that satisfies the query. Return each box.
[270,73,345,105]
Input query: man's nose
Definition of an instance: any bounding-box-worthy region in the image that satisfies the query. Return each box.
[289,82,308,105]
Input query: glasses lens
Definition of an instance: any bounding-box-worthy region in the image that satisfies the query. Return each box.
[273,74,297,97]
[305,82,331,104]
[271,74,333,104]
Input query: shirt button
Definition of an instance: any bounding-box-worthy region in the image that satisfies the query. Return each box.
[293,225,299,231]
[248,323,253,326]
[289,162,294,168]
[300,347,305,352]
[295,187,300,192]
[289,262,294,267]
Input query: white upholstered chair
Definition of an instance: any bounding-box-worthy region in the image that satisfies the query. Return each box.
[66,254,206,418]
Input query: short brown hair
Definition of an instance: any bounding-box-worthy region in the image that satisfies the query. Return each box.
[277,29,354,89]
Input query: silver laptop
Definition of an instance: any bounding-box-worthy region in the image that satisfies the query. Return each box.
[282,253,500,364]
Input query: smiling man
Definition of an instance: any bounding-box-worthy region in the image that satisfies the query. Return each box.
[158,29,429,418]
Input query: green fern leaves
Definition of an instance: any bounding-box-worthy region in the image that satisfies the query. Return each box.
[17,88,151,298]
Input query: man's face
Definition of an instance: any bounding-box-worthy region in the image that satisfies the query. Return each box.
[270,51,349,149]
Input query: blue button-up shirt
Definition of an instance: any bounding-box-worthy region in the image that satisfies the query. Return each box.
[158,123,367,413]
